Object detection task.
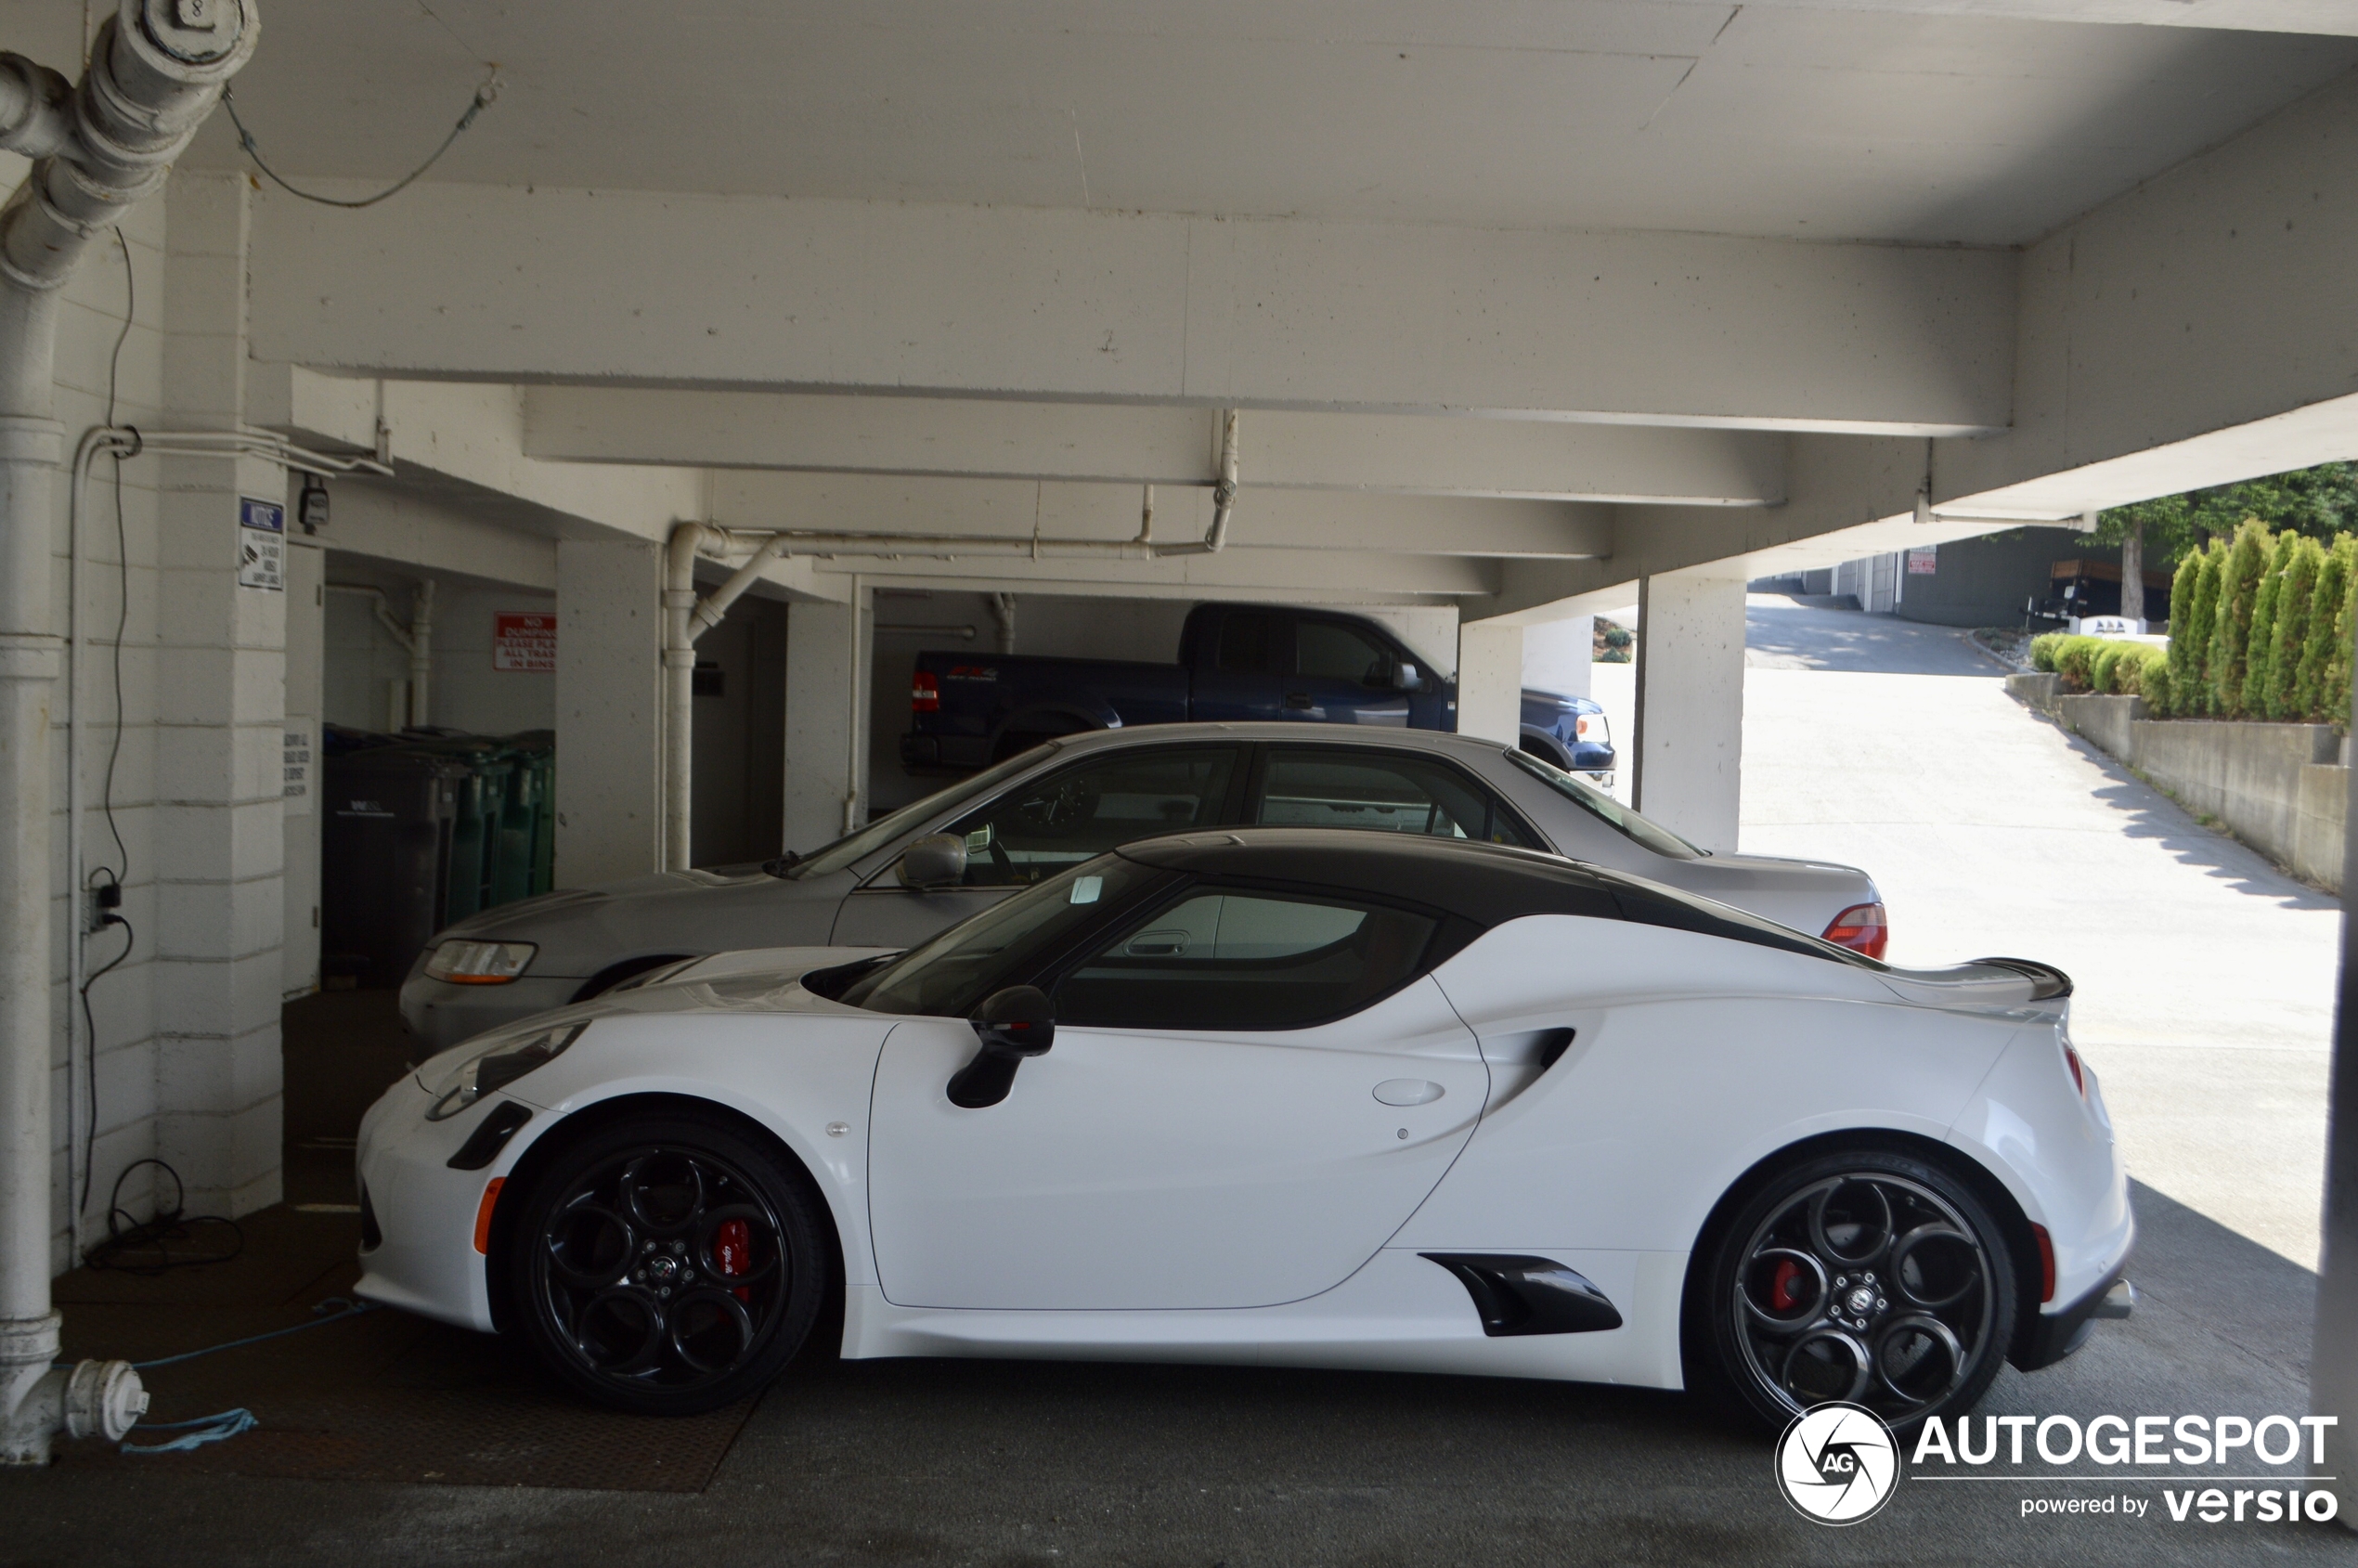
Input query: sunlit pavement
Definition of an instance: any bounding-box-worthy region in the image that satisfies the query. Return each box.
[1731,594,2336,1273]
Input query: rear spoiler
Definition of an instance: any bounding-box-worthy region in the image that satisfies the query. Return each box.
[1966,956,2073,1001]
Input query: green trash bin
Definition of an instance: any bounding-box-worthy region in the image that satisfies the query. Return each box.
[391,732,515,924]
[503,730,556,896]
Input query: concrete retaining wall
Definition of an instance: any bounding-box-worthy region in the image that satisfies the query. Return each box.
[2006,677,2349,890]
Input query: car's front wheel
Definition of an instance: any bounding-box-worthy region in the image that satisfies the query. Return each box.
[1698,1146,2018,1432]
[505,1109,829,1416]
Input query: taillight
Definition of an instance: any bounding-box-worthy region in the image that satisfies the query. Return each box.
[911,670,939,712]
[2061,1038,2086,1098]
[2031,1223,2056,1303]
[1820,901,1888,960]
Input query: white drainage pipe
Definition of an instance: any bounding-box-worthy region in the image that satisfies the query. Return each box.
[0,1,258,1468]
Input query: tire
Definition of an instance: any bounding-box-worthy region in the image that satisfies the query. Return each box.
[1697,1144,2017,1434]
[504,1108,829,1416]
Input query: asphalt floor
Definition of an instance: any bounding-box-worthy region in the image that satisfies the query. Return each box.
[5,598,2351,1565]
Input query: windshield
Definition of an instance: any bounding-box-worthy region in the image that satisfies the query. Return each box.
[840,855,1170,1016]
[779,748,1057,879]
[1505,747,1703,861]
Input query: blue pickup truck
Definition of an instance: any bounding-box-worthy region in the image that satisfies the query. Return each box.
[900,603,1614,777]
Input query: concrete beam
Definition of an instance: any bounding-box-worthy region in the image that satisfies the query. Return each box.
[1696,0,2358,35]
[251,366,709,549]
[320,482,558,592]
[809,546,1498,603]
[1939,70,2358,516]
[709,471,1608,560]
[525,388,1785,505]
[1473,434,1933,622]
[248,187,2015,435]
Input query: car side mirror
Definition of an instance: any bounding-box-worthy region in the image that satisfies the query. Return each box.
[947,985,1056,1108]
[898,833,967,889]
[1393,661,1421,692]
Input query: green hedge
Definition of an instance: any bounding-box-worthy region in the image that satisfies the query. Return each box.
[2133,522,2357,729]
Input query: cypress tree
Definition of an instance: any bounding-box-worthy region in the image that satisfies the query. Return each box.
[2240,530,2298,718]
[2294,539,2352,721]
[2182,541,2226,715]
[2159,550,2204,717]
[2331,541,2358,732]
[2264,537,2323,720]
[2208,520,2271,718]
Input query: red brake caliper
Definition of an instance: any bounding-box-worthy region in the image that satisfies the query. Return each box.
[713,1218,752,1303]
[1770,1258,1803,1313]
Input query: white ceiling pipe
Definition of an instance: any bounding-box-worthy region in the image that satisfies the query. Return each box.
[407,578,435,729]
[0,2,256,1470]
[661,523,789,872]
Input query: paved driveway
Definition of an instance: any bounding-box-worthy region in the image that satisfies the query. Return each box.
[1733,595,2339,1271]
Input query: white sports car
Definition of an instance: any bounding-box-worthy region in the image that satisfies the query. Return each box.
[355,829,2134,1430]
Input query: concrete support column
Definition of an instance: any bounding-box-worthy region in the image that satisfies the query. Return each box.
[1455,621,1523,746]
[554,538,664,888]
[281,538,322,998]
[784,587,870,853]
[151,175,283,1221]
[1522,616,1594,701]
[1631,570,1747,853]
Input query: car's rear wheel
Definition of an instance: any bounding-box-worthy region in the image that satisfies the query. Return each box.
[506,1109,828,1416]
[1700,1146,2016,1432]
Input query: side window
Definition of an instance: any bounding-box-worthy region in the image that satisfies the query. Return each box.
[1217,613,1278,674]
[1253,748,1539,848]
[939,748,1238,888]
[1295,620,1393,686]
[1052,888,1438,1031]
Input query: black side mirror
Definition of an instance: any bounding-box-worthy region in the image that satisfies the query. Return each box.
[898,833,967,889]
[946,985,1056,1108]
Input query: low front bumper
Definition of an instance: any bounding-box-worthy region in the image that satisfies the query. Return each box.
[354,1075,521,1334]
[399,970,583,1051]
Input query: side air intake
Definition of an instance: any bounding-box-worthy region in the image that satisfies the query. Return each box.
[1422,1253,1624,1336]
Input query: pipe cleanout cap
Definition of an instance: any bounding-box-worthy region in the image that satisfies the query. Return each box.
[136,0,254,68]
[61,1359,148,1443]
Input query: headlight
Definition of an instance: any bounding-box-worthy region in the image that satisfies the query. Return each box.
[424,1022,586,1121]
[425,940,538,984]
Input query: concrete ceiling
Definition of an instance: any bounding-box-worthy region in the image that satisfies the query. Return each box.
[175,1,2358,245]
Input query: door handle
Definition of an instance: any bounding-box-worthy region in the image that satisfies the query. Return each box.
[1373,1079,1445,1106]
[1285,693,1315,709]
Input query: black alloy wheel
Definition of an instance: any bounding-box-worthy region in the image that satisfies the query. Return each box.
[507,1111,827,1416]
[1702,1147,2016,1432]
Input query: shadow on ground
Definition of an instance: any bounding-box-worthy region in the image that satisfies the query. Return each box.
[2033,710,2339,914]
[1745,595,2002,678]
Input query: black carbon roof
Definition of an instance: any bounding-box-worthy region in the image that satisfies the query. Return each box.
[1114,827,1872,966]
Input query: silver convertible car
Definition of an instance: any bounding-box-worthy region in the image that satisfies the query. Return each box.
[400,723,1887,1050]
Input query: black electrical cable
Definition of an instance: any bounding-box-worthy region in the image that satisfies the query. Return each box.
[221,72,499,210]
[77,913,131,1212]
[83,1158,243,1276]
